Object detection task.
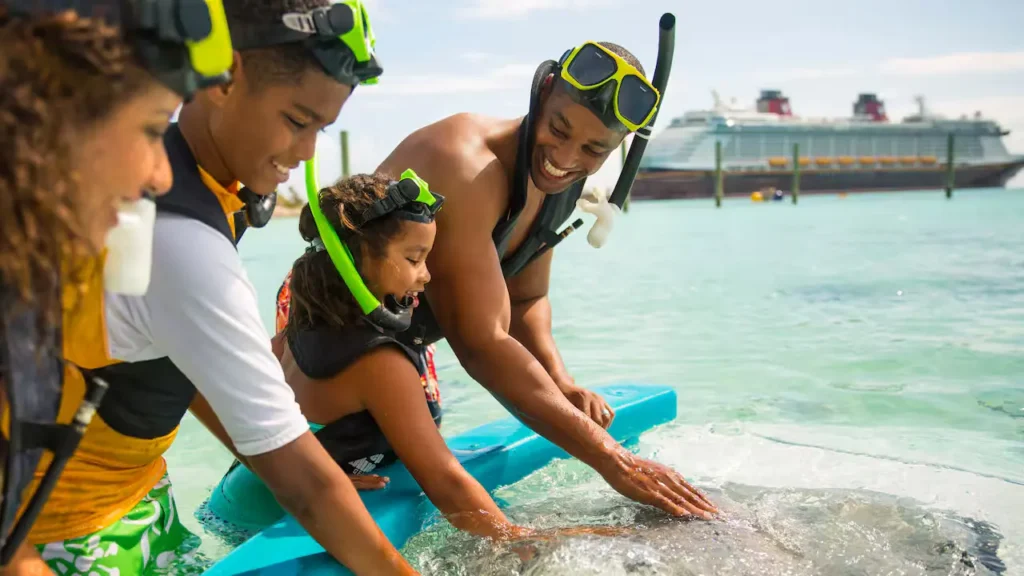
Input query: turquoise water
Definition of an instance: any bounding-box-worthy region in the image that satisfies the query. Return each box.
[165,188,1024,572]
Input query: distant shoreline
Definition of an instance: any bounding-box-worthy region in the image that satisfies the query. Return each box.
[273,204,303,218]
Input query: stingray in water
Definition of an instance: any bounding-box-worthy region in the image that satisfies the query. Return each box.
[404,483,1005,576]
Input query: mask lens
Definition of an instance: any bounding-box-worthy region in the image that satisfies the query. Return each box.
[618,75,657,126]
[567,44,617,87]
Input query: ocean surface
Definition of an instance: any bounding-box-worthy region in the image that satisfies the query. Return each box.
[165,188,1024,574]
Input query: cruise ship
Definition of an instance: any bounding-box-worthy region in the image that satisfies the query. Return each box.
[632,90,1024,200]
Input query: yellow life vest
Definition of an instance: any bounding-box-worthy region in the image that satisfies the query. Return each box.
[23,125,245,544]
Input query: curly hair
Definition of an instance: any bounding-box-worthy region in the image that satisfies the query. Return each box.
[286,173,405,335]
[0,8,151,331]
[225,0,333,89]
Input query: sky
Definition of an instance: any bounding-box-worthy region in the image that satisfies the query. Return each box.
[279,0,1024,198]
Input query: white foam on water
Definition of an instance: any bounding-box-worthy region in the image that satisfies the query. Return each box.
[648,424,1024,572]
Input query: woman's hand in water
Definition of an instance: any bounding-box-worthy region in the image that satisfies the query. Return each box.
[348,474,389,490]
[599,450,718,519]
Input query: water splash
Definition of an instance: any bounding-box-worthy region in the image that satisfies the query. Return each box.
[404,484,1005,576]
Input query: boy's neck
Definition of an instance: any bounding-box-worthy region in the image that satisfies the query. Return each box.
[177,102,237,188]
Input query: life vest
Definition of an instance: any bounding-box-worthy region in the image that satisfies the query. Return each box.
[402,116,584,349]
[288,320,441,474]
[21,123,248,543]
[0,279,64,559]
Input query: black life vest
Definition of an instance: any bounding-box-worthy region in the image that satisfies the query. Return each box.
[89,123,243,440]
[288,321,441,475]
[0,282,63,553]
[402,117,584,348]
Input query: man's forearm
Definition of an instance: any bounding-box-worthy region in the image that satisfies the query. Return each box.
[509,296,573,390]
[455,333,617,468]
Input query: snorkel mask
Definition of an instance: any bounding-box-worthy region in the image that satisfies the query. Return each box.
[305,158,443,332]
[557,41,661,133]
[8,0,235,98]
[233,0,382,87]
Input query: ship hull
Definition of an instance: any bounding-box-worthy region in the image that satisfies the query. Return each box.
[631,161,1024,200]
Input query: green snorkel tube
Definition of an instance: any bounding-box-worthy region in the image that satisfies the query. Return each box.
[304,158,441,332]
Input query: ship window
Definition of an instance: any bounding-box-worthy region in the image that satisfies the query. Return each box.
[833,135,852,156]
[739,134,761,158]
[897,137,916,155]
[722,137,737,159]
[876,137,896,156]
[764,134,786,157]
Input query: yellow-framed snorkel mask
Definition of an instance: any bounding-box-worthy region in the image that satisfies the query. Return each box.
[558,41,661,133]
[8,0,235,97]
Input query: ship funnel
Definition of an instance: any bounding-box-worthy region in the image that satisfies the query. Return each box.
[854,93,888,122]
[756,89,792,116]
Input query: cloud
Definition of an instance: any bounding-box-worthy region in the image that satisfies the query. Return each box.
[779,67,858,81]
[460,0,619,20]
[880,51,1024,76]
[370,63,536,96]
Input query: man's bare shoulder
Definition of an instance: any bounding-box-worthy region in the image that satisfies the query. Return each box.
[377,113,509,200]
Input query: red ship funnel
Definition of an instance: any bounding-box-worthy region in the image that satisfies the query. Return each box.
[854,93,888,122]
[756,89,792,116]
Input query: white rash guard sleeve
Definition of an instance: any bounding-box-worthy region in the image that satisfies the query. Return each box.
[104,213,308,456]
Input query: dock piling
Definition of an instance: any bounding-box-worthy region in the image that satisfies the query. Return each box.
[341,130,351,179]
[944,133,955,199]
[792,143,801,205]
[714,141,723,208]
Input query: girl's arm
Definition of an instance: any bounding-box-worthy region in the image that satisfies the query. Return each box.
[347,346,530,540]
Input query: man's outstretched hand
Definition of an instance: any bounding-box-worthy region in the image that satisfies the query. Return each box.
[598,450,718,519]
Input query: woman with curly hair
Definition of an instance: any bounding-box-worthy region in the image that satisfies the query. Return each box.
[0,2,232,572]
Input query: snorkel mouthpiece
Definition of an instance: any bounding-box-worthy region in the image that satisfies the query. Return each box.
[576,188,620,248]
[104,193,157,296]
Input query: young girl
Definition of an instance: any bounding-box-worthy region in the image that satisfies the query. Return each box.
[207,171,534,541]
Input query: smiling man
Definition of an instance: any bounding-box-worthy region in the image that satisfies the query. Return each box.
[376,41,718,520]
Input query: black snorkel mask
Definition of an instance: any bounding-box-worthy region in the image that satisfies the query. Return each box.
[305,158,443,332]
[7,0,235,98]
[232,0,382,88]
